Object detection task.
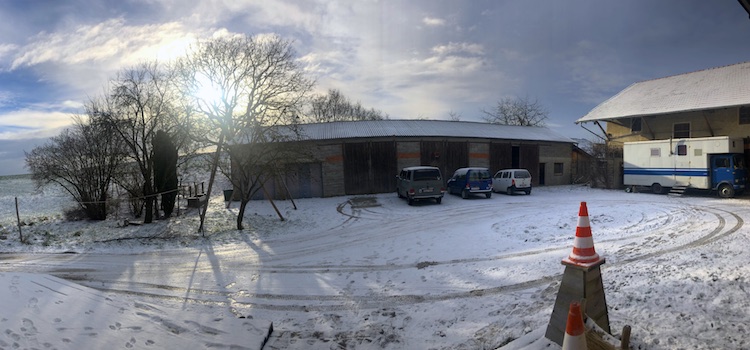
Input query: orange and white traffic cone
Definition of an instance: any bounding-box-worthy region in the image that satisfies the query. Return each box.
[562,301,587,350]
[562,202,604,267]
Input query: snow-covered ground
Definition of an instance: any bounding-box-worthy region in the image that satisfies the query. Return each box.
[1,175,750,349]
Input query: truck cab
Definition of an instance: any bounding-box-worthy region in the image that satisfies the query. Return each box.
[710,153,746,198]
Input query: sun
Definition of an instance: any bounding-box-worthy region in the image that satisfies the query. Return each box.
[192,73,225,108]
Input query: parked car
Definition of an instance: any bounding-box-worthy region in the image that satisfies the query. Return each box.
[492,169,532,195]
[446,167,493,199]
[396,166,446,205]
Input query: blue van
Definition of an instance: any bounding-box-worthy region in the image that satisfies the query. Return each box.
[446,167,493,199]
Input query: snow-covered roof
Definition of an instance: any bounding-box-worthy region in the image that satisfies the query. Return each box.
[577,61,750,123]
[296,120,574,143]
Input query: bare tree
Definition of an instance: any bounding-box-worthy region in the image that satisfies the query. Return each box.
[307,89,387,122]
[176,34,314,231]
[482,96,548,126]
[25,114,125,220]
[94,61,188,223]
[448,110,462,121]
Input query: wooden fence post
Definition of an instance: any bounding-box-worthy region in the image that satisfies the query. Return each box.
[15,197,22,242]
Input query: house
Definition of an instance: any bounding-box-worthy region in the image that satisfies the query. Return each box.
[576,61,750,188]
[240,120,576,199]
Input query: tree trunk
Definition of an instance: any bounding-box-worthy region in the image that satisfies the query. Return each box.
[144,181,154,223]
[198,133,225,234]
[144,196,153,223]
[237,199,249,230]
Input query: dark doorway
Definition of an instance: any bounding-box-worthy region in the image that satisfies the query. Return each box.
[539,163,546,185]
[512,146,520,168]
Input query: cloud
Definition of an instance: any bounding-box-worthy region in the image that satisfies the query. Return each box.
[0,109,73,140]
[431,42,484,56]
[10,18,202,70]
[0,43,17,61]
[422,17,446,27]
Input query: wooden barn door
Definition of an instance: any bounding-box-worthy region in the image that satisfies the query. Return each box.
[370,141,397,193]
[444,142,468,177]
[490,143,512,173]
[344,143,371,195]
[420,141,467,179]
[283,163,323,199]
[344,142,397,195]
[519,144,540,186]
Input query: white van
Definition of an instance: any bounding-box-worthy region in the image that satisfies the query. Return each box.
[492,169,532,195]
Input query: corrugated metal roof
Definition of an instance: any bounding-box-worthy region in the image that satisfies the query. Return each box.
[577,61,750,123]
[295,120,574,143]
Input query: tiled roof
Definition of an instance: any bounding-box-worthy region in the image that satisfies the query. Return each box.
[295,120,574,143]
[577,61,750,123]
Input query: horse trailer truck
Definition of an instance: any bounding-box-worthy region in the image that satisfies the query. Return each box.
[623,136,746,197]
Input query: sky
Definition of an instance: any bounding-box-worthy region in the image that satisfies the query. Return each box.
[1,0,750,176]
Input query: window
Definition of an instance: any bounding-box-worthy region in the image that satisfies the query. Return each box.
[414,169,440,181]
[715,158,729,168]
[650,148,661,157]
[677,145,687,156]
[631,118,642,132]
[740,106,750,125]
[673,123,690,138]
[554,163,564,175]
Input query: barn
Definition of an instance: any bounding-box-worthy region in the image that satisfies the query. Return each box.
[246,120,575,199]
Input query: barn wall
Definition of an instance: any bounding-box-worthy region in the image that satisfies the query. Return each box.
[397,141,421,171]
[238,137,574,199]
[539,142,573,186]
[469,142,490,168]
[319,143,346,197]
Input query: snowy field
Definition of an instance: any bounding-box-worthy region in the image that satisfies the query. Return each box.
[1,175,750,349]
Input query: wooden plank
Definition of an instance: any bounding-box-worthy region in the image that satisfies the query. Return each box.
[490,143,512,172]
[520,144,540,185]
[370,141,397,193]
[344,143,371,195]
[445,141,468,176]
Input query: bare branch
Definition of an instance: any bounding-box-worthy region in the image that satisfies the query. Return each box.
[482,96,548,127]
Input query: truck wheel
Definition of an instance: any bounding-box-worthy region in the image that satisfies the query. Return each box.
[461,190,469,199]
[408,197,414,205]
[436,197,442,204]
[718,184,735,198]
[651,183,663,194]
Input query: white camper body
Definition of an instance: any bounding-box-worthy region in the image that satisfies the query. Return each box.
[623,136,745,195]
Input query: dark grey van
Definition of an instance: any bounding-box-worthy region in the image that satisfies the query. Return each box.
[396,166,445,205]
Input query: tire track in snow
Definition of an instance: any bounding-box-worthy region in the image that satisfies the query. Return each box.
[60,205,743,313]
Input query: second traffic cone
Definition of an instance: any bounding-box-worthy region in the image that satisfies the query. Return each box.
[562,301,587,350]
[562,202,603,267]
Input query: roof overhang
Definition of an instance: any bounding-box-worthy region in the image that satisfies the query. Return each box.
[739,0,750,18]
